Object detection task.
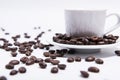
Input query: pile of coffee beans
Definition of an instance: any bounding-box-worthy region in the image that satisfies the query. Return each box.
[53,33,119,45]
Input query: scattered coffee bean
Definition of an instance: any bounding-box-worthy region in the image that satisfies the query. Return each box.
[11,52,17,57]
[51,67,58,73]
[44,58,52,63]
[35,58,43,63]
[80,71,89,78]
[67,57,74,62]
[10,70,18,75]
[9,60,19,65]
[20,57,29,63]
[26,59,34,65]
[5,64,14,69]
[115,50,120,56]
[49,50,55,54]
[75,56,81,62]
[95,58,104,64]
[0,76,7,80]
[30,56,37,62]
[88,67,99,73]
[58,64,66,70]
[51,60,60,65]
[49,54,56,59]
[43,52,50,57]
[85,56,95,62]
[39,62,47,69]
[18,67,26,73]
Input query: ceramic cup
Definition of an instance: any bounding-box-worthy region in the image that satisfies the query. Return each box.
[65,9,120,37]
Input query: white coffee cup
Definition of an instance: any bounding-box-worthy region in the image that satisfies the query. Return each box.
[65,9,120,37]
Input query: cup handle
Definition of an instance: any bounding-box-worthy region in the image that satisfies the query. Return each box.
[104,13,120,35]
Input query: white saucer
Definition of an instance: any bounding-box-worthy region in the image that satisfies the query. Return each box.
[45,32,120,49]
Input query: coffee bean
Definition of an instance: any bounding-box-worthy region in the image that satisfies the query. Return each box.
[18,67,26,73]
[51,67,58,73]
[20,57,29,63]
[10,70,18,75]
[51,60,60,65]
[5,64,14,69]
[0,76,7,80]
[95,58,104,64]
[11,52,17,57]
[9,60,19,65]
[75,56,81,62]
[35,58,43,63]
[49,54,56,59]
[67,57,74,62]
[44,58,52,63]
[39,62,47,69]
[88,67,99,73]
[58,64,66,70]
[115,50,120,56]
[49,50,55,54]
[43,52,50,57]
[30,56,37,62]
[26,59,34,65]
[80,71,89,78]
[85,56,95,62]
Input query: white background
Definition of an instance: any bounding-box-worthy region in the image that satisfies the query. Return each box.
[0,0,120,80]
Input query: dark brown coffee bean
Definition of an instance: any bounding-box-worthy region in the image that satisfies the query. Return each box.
[35,58,43,63]
[0,76,7,80]
[11,52,17,57]
[49,50,55,54]
[51,67,58,73]
[25,51,31,56]
[18,67,26,73]
[51,60,60,65]
[9,60,19,65]
[26,59,34,65]
[30,56,37,62]
[75,56,81,62]
[20,57,29,63]
[39,62,47,69]
[58,64,66,70]
[43,52,50,57]
[10,70,18,75]
[115,50,120,56]
[95,58,104,64]
[44,58,52,63]
[85,56,95,62]
[80,71,89,78]
[49,54,56,59]
[67,57,74,62]
[88,67,99,73]
[5,64,14,69]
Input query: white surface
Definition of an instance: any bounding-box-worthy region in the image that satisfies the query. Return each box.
[0,0,120,80]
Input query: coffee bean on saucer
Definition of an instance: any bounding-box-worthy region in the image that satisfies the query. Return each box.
[18,67,26,73]
[67,57,74,62]
[75,56,81,62]
[115,50,120,56]
[95,58,104,64]
[58,64,66,70]
[51,60,60,65]
[9,60,19,65]
[43,52,50,57]
[88,66,99,73]
[10,70,18,75]
[5,64,14,69]
[85,56,95,62]
[0,76,7,80]
[39,62,47,69]
[80,71,89,78]
[51,67,58,73]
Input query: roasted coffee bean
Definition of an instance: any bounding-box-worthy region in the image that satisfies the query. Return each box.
[35,58,43,63]
[39,62,47,69]
[115,50,120,56]
[9,60,20,65]
[18,67,26,73]
[43,52,50,57]
[67,57,74,62]
[85,56,95,62]
[26,59,34,65]
[58,64,66,70]
[49,50,55,54]
[30,56,37,62]
[80,71,89,78]
[20,57,29,63]
[51,67,58,73]
[0,76,7,80]
[10,70,18,75]
[44,58,52,63]
[51,60,60,65]
[49,54,56,59]
[95,58,104,64]
[88,67,99,73]
[11,52,17,57]
[5,64,14,69]
[25,51,31,56]
[75,56,81,62]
